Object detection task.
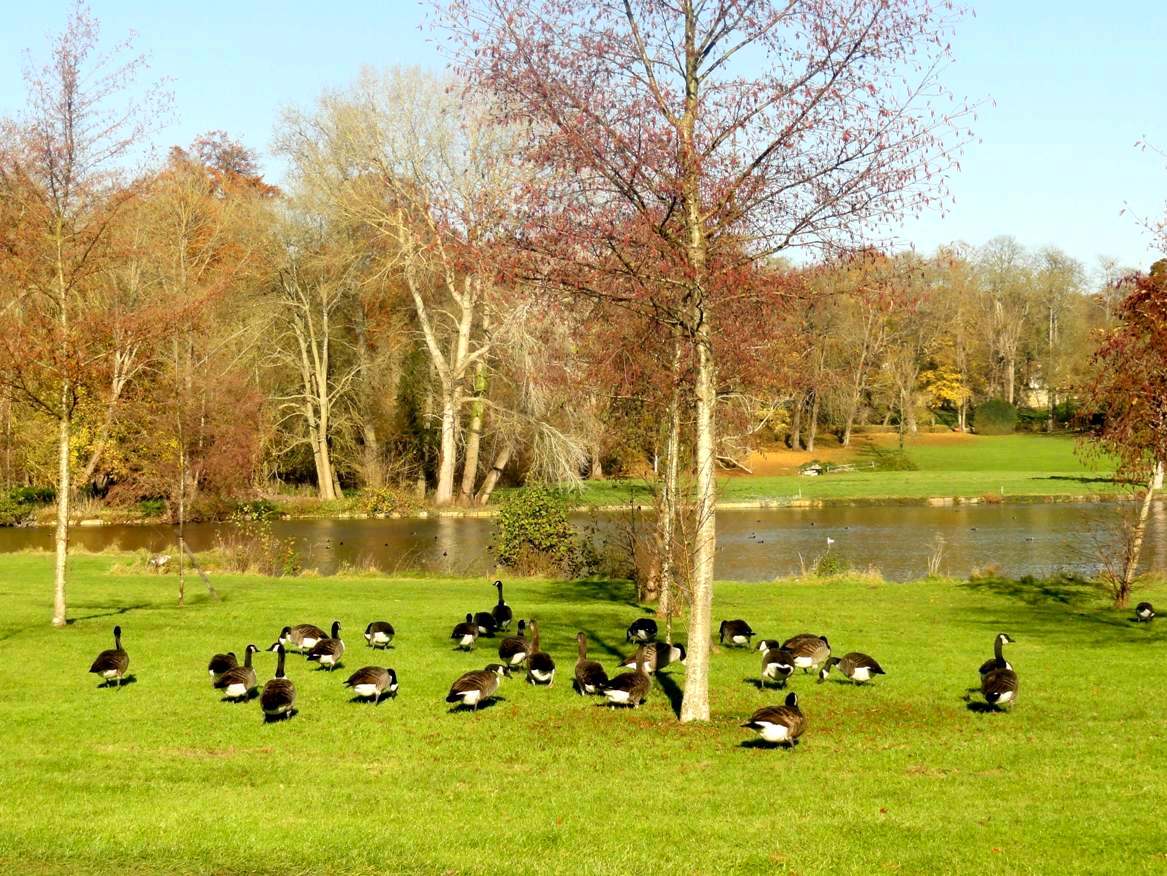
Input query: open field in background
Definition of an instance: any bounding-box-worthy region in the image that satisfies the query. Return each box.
[1,554,1165,874]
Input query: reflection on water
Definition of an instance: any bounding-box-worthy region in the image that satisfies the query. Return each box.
[0,501,1159,582]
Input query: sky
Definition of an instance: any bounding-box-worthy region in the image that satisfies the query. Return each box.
[1,1,1164,277]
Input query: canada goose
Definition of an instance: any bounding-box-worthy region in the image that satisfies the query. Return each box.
[526,619,555,685]
[819,652,885,685]
[364,621,395,649]
[601,646,651,707]
[260,644,296,720]
[491,580,513,631]
[344,666,398,702]
[305,620,345,670]
[473,611,498,637]
[446,663,509,710]
[618,641,686,674]
[755,639,782,653]
[742,692,806,747]
[207,651,238,684]
[1136,602,1156,623]
[498,619,530,666]
[978,633,1014,677]
[278,623,327,653]
[574,631,608,696]
[215,644,259,701]
[451,613,480,651]
[761,647,795,688]
[89,625,130,687]
[626,617,658,643]
[719,619,754,647]
[782,633,831,671]
[982,655,1019,710]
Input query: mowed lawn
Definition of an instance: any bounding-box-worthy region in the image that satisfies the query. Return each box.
[1,554,1165,874]
[565,434,1121,506]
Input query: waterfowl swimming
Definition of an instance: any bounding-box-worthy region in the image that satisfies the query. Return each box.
[498,619,530,666]
[344,666,398,702]
[491,580,513,632]
[574,631,608,695]
[89,625,130,687]
[305,621,345,670]
[260,644,296,720]
[617,641,686,674]
[819,652,885,684]
[215,644,259,701]
[981,653,1019,710]
[782,633,831,671]
[760,647,795,688]
[978,633,1014,677]
[451,613,480,651]
[742,692,806,747]
[207,651,238,684]
[719,619,754,647]
[474,611,498,637]
[278,623,327,653]
[525,619,555,686]
[1136,602,1156,623]
[364,621,395,649]
[601,646,651,707]
[626,617,658,643]
[446,663,509,710]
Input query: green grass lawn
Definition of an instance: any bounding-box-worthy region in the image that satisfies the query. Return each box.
[552,434,1122,507]
[2,554,1165,874]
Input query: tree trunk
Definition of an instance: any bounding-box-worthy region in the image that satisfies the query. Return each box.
[1005,355,1016,405]
[52,397,70,628]
[354,306,383,488]
[459,360,488,503]
[434,389,460,505]
[1120,463,1161,606]
[475,440,513,505]
[589,446,604,480]
[658,343,682,632]
[177,445,186,608]
[805,390,819,453]
[788,393,803,450]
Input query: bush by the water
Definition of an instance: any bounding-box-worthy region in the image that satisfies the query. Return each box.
[972,399,1018,435]
[0,486,54,526]
[360,485,423,517]
[493,487,592,576]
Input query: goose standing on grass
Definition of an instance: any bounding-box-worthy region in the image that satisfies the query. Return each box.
[626,618,658,643]
[755,639,782,654]
[760,647,795,689]
[207,651,238,684]
[491,580,513,632]
[574,632,608,695]
[818,652,885,685]
[344,666,398,702]
[498,619,530,667]
[981,651,1019,710]
[1136,602,1156,623]
[446,663,509,711]
[261,644,296,721]
[215,644,259,701]
[618,641,687,674]
[364,621,395,649]
[306,621,345,671]
[742,692,805,747]
[451,613,480,651]
[89,625,130,687]
[719,619,754,647]
[278,623,327,654]
[978,633,1014,678]
[525,619,556,686]
[783,634,831,672]
[601,646,651,708]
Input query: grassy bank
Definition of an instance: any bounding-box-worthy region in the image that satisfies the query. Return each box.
[1,555,1164,873]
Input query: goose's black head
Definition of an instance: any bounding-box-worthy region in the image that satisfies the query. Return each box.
[819,635,830,647]
[517,619,526,634]
[113,625,122,638]
[278,626,292,639]
[364,622,374,634]
[998,633,1015,645]
[386,668,398,684]
[486,663,509,678]
[785,691,799,707]
[266,641,282,652]
[494,579,503,589]
[245,644,259,655]
[330,620,342,638]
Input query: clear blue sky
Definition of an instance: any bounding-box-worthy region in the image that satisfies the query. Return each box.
[2,1,1164,275]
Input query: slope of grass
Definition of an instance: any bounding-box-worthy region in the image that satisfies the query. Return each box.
[1,554,1164,874]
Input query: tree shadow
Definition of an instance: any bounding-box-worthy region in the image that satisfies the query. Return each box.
[655,669,684,719]
[70,604,150,623]
[543,578,642,610]
[1039,474,1125,486]
[961,573,1098,609]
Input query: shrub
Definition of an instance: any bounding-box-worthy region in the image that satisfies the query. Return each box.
[972,399,1018,435]
[215,515,301,577]
[813,551,849,577]
[493,486,591,576]
[858,445,918,471]
[360,485,424,517]
[136,498,167,517]
[233,498,279,521]
[0,494,31,527]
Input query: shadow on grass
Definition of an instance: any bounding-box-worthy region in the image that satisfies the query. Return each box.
[1038,474,1126,486]
[446,696,506,714]
[655,669,684,719]
[965,701,1008,715]
[961,573,1098,608]
[220,689,259,703]
[97,674,138,689]
[263,708,298,723]
[740,737,798,750]
[69,603,151,624]
[543,578,641,610]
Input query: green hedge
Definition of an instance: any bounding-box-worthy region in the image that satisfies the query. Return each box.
[972,399,1018,435]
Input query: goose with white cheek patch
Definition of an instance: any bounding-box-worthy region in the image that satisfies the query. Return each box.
[742,692,805,747]
[782,633,831,672]
[491,580,513,632]
[618,641,686,674]
[305,620,345,671]
[215,644,259,701]
[446,663,509,711]
[755,639,782,654]
[978,633,1014,678]
[718,619,754,647]
[278,623,327,654]
[1136,602,1155,623]
[451,613,479,651]
[344,666,398,702]
[498,619,530,667]
[574,632,608,696]
[761,647,795,689]
[525,619,555,686]
[601,646,651,708]
[207,651,237,684]
[89,625,130,687]
[260,644,296,721]
[626,617,658,643]
[819,652,885,685]
[981,648,1019,710]
[364,621,395,649]
[474,610,498,637]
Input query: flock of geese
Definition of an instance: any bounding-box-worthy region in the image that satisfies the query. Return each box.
[85,580,1158,745]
